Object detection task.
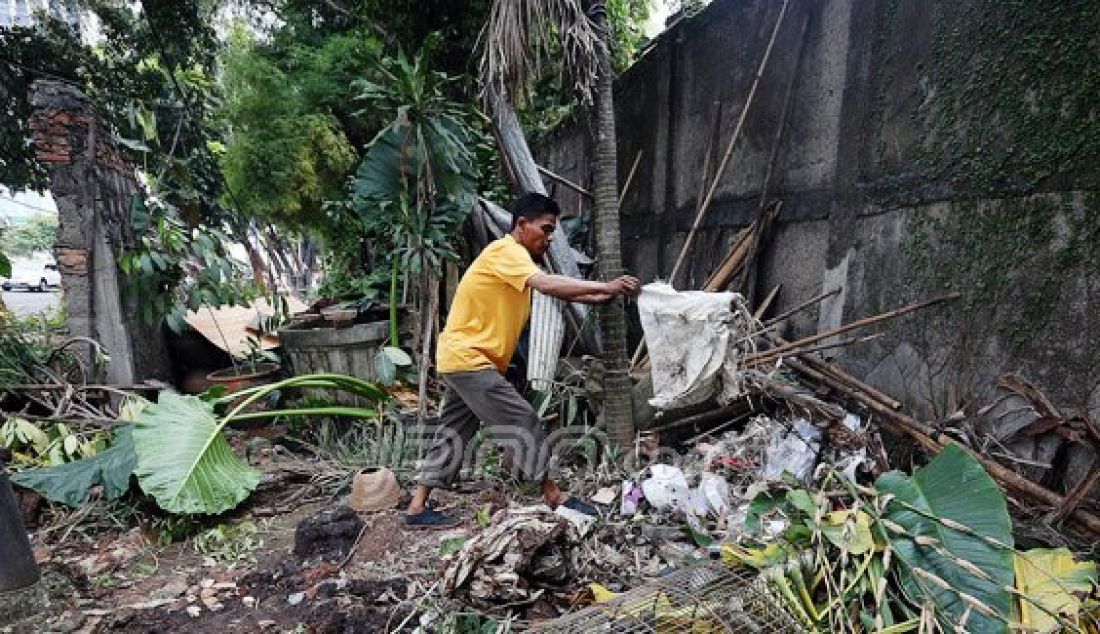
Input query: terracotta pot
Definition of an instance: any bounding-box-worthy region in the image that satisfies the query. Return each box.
[205,362,281,404]
[348,467,404,513]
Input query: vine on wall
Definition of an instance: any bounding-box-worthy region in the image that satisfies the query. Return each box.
[912,0,1100,194]
[903,192,1099,353]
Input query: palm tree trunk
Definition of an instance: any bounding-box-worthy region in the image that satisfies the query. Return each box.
[588,1,635,446]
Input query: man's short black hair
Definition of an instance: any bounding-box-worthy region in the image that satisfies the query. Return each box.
[510,192,561,229]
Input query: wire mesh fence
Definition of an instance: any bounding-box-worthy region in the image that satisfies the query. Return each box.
[528,562,806,633]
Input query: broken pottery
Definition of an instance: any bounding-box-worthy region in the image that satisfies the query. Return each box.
[347,467,403,513]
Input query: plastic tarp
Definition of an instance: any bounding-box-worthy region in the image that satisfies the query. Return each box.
[638,282,752,409]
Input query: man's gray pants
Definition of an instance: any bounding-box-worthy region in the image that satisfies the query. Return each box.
[417,369,548,488]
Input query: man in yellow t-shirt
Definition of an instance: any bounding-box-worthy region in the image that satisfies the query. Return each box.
[406,193,639,528]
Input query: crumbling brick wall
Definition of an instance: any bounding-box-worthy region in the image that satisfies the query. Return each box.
[28,80,170,383]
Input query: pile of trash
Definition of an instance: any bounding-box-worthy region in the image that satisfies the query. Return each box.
[436,284,1100,631]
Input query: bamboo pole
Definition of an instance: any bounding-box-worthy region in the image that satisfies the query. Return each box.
[763,287,843,327]
[759,294,960,361]
[666,0,791,287]
[794,354,902,411]
[537,165,593,200]
[746,332,884,366]
[737,11,810,296]
[680,100,723,288]
[619,151,644,201]
[784,353,1100,538]
[753,285,782,320]
[1049,462,1100,523]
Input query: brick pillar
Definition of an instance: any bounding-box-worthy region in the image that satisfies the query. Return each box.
[28,80,171,383]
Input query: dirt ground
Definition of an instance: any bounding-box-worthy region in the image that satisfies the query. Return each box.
[16,461,518,634]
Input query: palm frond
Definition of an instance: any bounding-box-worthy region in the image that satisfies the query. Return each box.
[478,0,603,107]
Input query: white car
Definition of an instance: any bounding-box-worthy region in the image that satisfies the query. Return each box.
[2,263,60,292]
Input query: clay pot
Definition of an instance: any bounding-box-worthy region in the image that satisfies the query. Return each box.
[205,362,281,396]
[348,467,404,513]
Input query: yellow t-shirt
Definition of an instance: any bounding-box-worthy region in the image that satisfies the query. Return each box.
[437,235,541,374]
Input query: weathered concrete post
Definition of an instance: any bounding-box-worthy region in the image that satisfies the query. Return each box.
[0,458,46,626]
[27,79,172,383]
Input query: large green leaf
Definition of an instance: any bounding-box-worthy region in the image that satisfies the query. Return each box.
[11,426,137,507]
[132,392,260,515]
[0,251,11,278]
[877,444,1015,633]
[1014,548,1097,631]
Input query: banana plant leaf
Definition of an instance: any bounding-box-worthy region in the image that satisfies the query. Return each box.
[816,509,874,556]
[11,425,137,507]
[1014,548,1097,631]
[877,443,1015,633]
[132,392,261,515]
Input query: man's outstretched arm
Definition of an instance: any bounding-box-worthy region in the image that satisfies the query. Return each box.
[528,273,640,304]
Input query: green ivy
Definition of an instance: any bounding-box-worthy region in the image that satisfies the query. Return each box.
[902,193,1098,351]
[910,1,1100,193]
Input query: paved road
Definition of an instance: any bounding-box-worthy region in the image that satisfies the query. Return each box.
[2,290,61,318]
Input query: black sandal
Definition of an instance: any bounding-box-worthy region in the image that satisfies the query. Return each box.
[405,507,459,530]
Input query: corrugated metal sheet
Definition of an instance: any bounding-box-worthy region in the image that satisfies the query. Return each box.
[527,290,565,392]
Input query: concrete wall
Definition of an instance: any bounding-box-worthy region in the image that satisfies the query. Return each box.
[28,80,171,383]
[535,0,1099,491]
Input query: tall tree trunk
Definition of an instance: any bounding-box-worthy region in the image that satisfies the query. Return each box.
[588,1,635,446]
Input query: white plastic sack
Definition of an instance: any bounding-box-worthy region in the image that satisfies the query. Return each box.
[640,464,691,512]
[638,283,744,409]
[698,472,731,516]
[763,418,822,484]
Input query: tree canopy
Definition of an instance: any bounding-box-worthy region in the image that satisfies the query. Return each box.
[0,0,654,312]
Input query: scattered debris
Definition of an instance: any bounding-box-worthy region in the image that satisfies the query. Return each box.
[443,506,592,607]
[761,417,820,483]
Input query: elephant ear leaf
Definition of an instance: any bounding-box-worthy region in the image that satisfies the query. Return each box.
[132,392,260,515]
[11,425,137,507]
[876,443,1015,633]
